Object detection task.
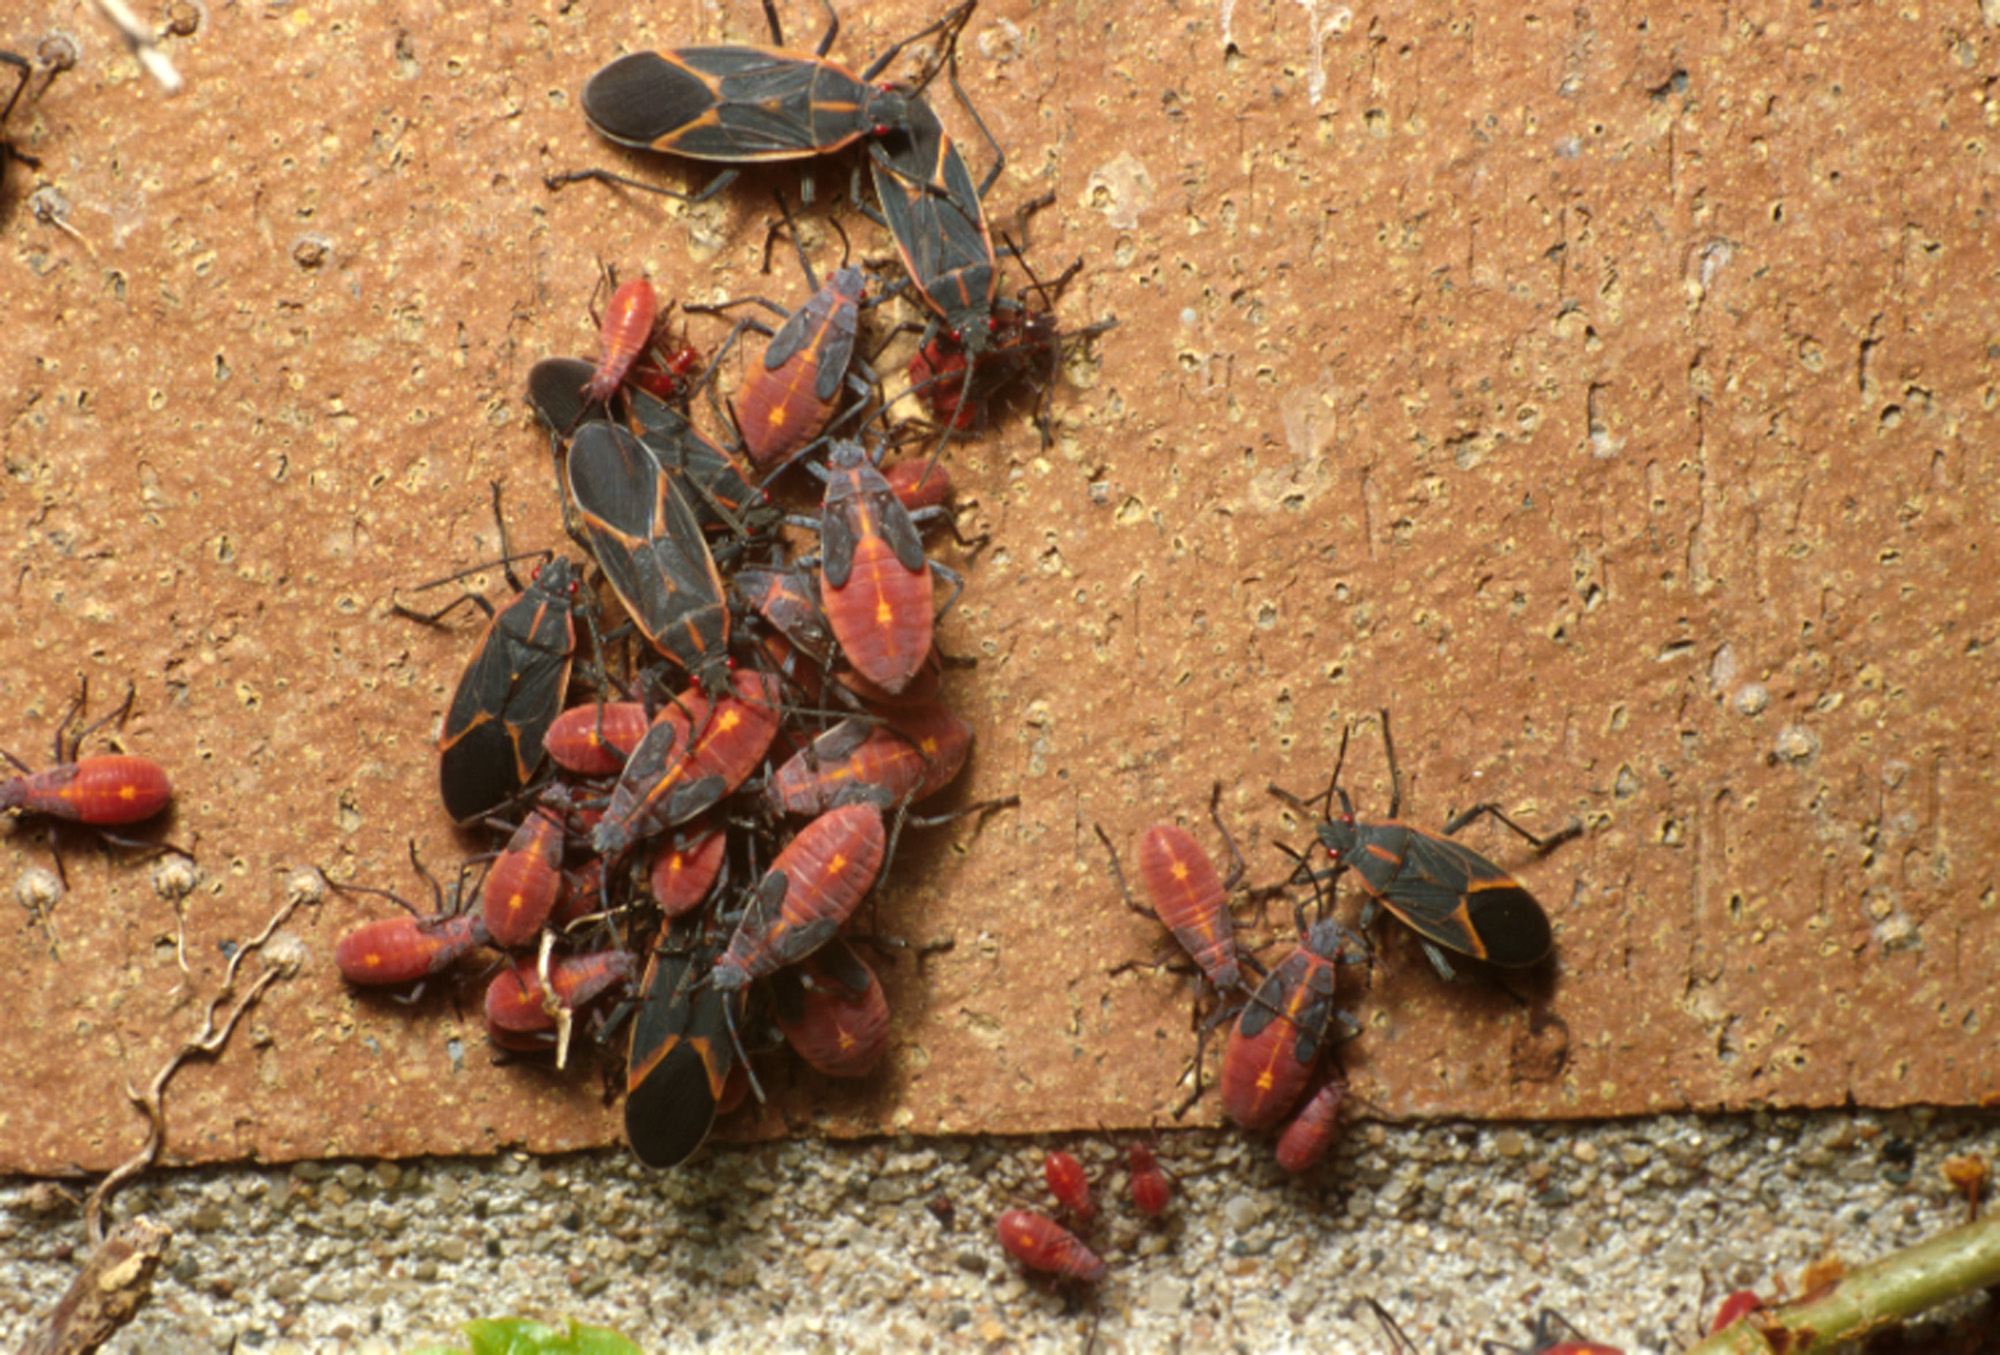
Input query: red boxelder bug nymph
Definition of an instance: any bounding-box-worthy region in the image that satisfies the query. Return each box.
[1097,788,1249,996]
[587,275,660,405]
[1480,1309,1625,1355]
[1220,915,1367,1131]
[1271,710,1581,979]
[648,820,729,919]
[626,928,744,1169]
[688,198,874,470]
[1274,1073,1350,1173]
[331,846,491,987]
[483,950,637,1047]
[770,935,889,1078]
[1042,1150,1094,1220]
[544,699,651,776]
[1,684,173,829]
[764,701,972,816]
[712,802,887,991]
[564,421,732,692]
[811,438,959,696]
[994,1210,1105,1283]
[1126,1142,1171,1217]
[480,788,570,949]
[335,912,489,987]
[591,670,783,860]
[565,0,974,199]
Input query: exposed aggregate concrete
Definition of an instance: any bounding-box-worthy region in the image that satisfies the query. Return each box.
[4,1109,1998,1352]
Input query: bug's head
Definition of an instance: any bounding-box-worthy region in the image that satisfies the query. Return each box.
[863,85,913,136]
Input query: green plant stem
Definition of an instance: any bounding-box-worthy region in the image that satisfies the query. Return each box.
[1686,1211,2000,1354]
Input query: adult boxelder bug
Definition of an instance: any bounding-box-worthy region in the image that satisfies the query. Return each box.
[770,935,889,1078]
[565,420,731,692]
[1219,914,1367,1131]
[626,929,743,1169]
[397,487,582,824]
[1273,1073,1350,1173]
[561,0,973,200]
[1,683,173,831]
[712,802,887,991]
[1043,1150,1094,1220]
[592,670,783,860]
[994,1210,1105,1283]
[544,699,651,776]
[628,384,780,541]
[1271,710,1581,979]
[1480,1309,1624,1355]
[869,78,1000,354]
[811,438,957,695]
[764,701,972,816]
[481,788,570,948]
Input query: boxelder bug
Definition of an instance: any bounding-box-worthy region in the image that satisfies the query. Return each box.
[587,274,661,405]
[1219,914,1367,1131]
[397,487,581,824]
[1273,1073,1350,1173]
[1480,1309,1624,1355]
[1097,789,1248,996]
[331,849,491,988]
[648,820,729,918]
[544,699,650,776]
[1271,711,1581,979]
[994,1210,1105,1283]
[560,0,973,201]
[770,935,890,1078]
[1126,1141,1172,1217]
[627,384,780,541]
[689,199,874,470]
[483,950,636,1048]
[1,683,174,830]
[626,928,743,1169]
[811,438,957,695]
[712,802,888,991]
[869,76,1000,354]
[1043,1150,1094,1220]
[480,788,570,949]
[592,670,783,859]
[564,420,731,692]
[764,702,972,816]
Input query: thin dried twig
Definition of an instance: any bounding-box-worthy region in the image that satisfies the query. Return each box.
[82,871,317,1244]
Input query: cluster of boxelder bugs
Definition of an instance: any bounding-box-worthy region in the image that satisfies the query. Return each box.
[1102,711,1581,1173]
[993,1138,1175,1301]
[546,0,1112,445]
[333,0,1101,1172]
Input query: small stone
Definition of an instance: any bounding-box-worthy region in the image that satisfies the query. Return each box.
[1223,1194,1266,1231]
[1733,683,1770,716]
[1621,1144,1650,1168]
[1493,1130,1526,1158]
[1572,1140,1599,1165]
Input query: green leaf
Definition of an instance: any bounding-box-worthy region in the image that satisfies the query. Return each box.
[460,1317,644,1355]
